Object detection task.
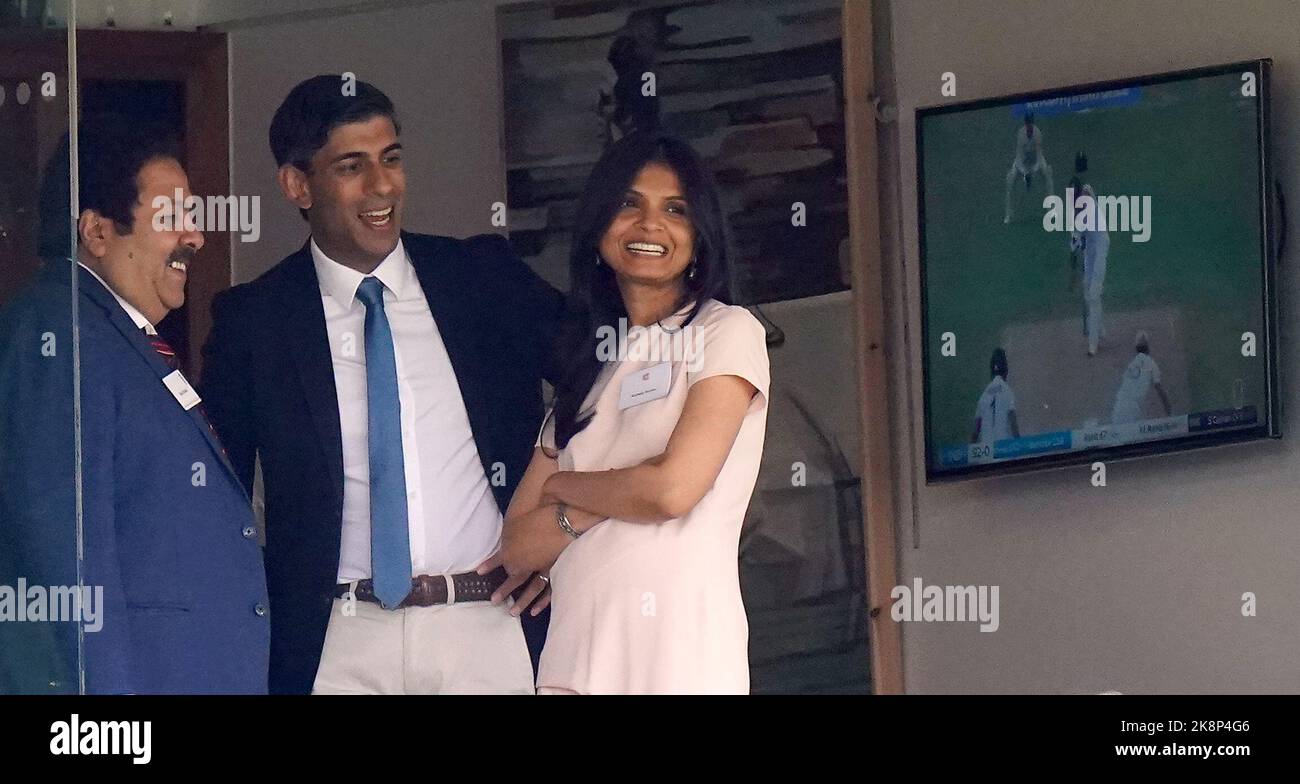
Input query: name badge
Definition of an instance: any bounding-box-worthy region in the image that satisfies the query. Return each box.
[618,361,671,410]
[162,370,202,411]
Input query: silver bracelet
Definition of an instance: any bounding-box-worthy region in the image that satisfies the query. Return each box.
[555,503,581,539]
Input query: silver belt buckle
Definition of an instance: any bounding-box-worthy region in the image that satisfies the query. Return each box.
[444,574,456,605]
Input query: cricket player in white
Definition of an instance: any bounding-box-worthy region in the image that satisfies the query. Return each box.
[1072,183,1110,355]
[1111,331,1172,424]
[1004,113,1054,223]
[971,348,1020,445]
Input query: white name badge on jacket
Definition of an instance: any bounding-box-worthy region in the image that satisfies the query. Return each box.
[618,361,672,410]
[162,369,202,411]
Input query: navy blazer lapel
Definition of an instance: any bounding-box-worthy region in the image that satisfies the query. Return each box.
[279,244,346,514]
[73,264,249,502]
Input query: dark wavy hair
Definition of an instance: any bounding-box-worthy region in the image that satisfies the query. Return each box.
[548,131,732,452]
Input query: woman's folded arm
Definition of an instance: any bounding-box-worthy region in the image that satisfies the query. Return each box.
[541,373,756,523]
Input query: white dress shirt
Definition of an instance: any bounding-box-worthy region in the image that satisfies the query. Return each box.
[77,261,156,335]
[311,238,502,582]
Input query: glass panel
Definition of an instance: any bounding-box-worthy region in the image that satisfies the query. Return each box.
[0,3,80,694]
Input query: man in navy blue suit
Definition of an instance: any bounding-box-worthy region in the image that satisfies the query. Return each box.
[0,116,269,694]
[201,76,562,694]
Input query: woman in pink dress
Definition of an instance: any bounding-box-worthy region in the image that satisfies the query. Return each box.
[495,131,769,694]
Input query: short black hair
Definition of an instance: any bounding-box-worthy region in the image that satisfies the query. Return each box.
[268,75,400,220]
[990,347,1008,379]
[269,75,400,172]
[39,113,181,254]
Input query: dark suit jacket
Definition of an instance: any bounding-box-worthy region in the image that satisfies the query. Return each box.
[200,231,563,694]
[0,260,270,694]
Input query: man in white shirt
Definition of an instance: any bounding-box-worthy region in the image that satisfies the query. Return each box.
[202,76,563,694]
[1111,331,1172,424]
[971,348,1020,445]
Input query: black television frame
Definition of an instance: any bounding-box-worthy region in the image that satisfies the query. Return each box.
[915,59,1279,483]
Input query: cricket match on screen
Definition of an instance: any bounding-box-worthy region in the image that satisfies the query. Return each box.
[918,64,1275,479]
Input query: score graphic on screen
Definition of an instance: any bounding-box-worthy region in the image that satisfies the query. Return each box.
[917,60,1279,481]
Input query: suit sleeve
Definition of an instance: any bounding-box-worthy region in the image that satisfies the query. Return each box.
[200,288,258,495]
[466,233,566,386]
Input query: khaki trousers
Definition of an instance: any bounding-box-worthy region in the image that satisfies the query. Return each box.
[311,593,535,695]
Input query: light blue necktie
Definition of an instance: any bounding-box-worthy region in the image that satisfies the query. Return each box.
[356,277,412,609]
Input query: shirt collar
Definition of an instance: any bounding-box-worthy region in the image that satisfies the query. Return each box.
[310,237,413,309]
[76,261,157,335]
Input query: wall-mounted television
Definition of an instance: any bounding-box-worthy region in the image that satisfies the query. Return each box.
[917,59,1279,482]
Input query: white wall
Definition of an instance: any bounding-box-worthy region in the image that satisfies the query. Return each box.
[886,0,1300,693]
[228,0,508,283]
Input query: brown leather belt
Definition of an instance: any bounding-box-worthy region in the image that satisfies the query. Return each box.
[332,566,508,608]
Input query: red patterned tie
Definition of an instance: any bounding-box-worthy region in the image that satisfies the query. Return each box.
[142,328,228,460]
[144,329,181,371]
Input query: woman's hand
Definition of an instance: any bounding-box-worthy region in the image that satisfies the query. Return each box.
[512,569,553,618]
[496,505,572,615]
[502,505,570,574]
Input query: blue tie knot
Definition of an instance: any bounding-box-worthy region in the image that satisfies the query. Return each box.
[356,276,386,310]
